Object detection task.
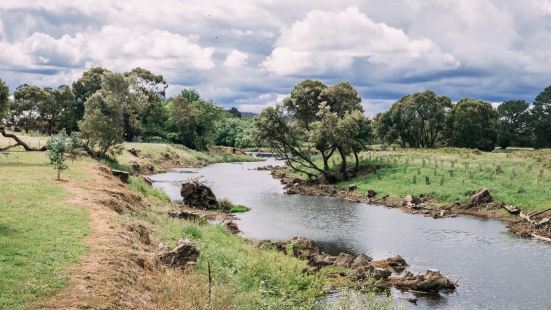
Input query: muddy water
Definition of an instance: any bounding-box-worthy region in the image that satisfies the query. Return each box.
[149,159,551,310]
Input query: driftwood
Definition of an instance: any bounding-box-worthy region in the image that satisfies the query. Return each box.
[502,204,520,215]
[0,127,46,152]
[370,194,389,203]
[531,233,551,242]
[520,207,551,224]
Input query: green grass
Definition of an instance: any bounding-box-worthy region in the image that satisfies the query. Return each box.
[128,176,171,202]
[229,204,251,213]
[140,202,326,309]
[0,152,90,309]
[329,148,551,211]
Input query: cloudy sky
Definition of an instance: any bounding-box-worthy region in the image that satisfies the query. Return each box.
[0,0,550,114]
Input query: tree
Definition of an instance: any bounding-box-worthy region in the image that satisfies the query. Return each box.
[0,79,9,122]
[79,73,128,159]
[256,80,372,182]
[228,107,242,118]
[46,132,79,180]
[54,85,79,133]
[496,100,530,148]
[180,89,201,102]
[446,98,498,151]
[378,90,451,148]
[171,96,222,150]
[12,85,58,133]
[72,67,110,123]
[531,85,551,148]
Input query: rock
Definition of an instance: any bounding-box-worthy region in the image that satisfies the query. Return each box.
[157,238,200,268]
[333,253,356,267]
[168,209,202,220]
[224,221,240,234]
[404,194,421,206]
[111,169,130,183]
[289,237,321,259]
[130,161,141,172]
[367,189,377,198]
[287,188,298,195]
[393,269,456,292]
[348,184,358,192]
[372,267,392,280]
[469,188,493,207]
[351,254,373,269]
[145,164,155,172]
[180,180,219,209]
[351,264,375,280]
[308,253,337,269]
[372,255,408,272]
[128,148,140,157]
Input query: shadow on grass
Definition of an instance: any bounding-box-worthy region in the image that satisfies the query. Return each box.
[0,224,19,236]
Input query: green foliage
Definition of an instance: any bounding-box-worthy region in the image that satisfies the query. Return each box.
[379,90,451,148]
[446,98,499,151]
[497,100,531,148]
[72,67,110,122]
[179,88,201,102]
[531,85,551,148]
[128,177,170,202]
[214,117,258,148]
[0,79,9,121]
[46,132,79,180]
[170,95,223,150]
[144,207,325,308]
[229,204,251,213]
[79,72,133,158]
[256,80,372,181]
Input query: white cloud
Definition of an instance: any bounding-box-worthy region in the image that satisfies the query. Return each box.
[263,6,459,75]
[0,25,215,73]
[223,49,248,68]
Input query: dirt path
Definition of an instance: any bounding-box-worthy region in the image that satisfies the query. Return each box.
[39,163,156,309]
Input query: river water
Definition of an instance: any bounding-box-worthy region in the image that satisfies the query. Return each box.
[149,159,551,310]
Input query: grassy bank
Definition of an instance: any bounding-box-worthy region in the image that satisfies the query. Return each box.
[138,191,326,308]
[0,152,90,309]
[291,148,551,212]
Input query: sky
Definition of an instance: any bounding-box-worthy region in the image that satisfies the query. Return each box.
[0,0,550,114]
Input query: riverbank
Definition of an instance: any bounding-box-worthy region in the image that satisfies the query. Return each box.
[0,150,391,309]
[266,147,551,241]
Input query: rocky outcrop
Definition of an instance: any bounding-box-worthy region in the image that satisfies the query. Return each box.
[256,237,455,293]
[180,180,219,209]
[157,238,200,269]
[224,221,240,234]
[468,188,492,207]
[391,269,457,292]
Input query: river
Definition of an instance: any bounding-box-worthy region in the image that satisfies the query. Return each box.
[148,159,551,310]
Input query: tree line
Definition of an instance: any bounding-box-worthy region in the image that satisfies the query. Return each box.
[0,68,258,158]
[255,80,551,182]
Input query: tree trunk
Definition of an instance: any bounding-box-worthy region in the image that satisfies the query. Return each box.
[0,127,47,152]
[337,146,348,180]
[353,150,360,175]
[57,169,61,180]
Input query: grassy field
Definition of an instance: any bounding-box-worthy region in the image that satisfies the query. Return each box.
[335,148,551,211]
[0,152,90,309]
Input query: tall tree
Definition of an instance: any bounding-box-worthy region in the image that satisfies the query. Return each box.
[53,85,79,133]
[171,95,222,150]
[256,80,372,182]
[79,73,129,158]
[531,85,551,148]
[0,79,9,123]
[447,98,499,151]
[378,90,451,148]
[497,100,531,148]
[12,85,59,133]
[180,89,201,102]
[72,67,110,123]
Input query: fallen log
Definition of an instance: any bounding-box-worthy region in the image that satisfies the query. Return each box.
[0,127,46,151]
[531,233,551,242]
[502,204,520,215]
[370,194,389,203]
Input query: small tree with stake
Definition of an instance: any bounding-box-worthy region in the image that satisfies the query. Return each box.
[47,132,78,180]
